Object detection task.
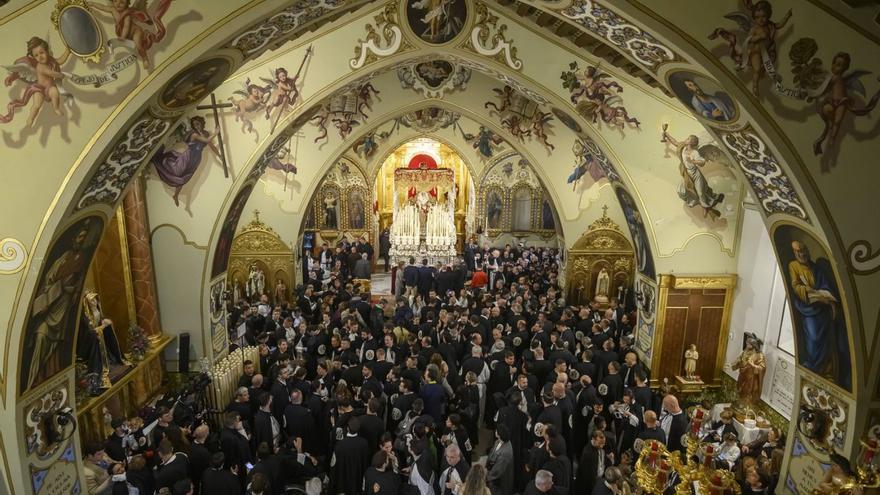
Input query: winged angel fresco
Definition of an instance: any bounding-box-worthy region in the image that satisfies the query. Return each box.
[708,0,792,96]
[560,62,640,132]
[787,38,880,157]
[1,37,73,127]
[661,125,733,221]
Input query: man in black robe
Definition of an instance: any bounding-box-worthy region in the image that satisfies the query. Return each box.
[331,417,371,495]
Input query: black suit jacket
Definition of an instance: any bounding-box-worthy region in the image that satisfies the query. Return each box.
[666,412,689,454]
[154,454,190,492]
[575,445,606,495]
[252,410,276,453]
[201,468,242,495]
[220,427,252,470]
[189,442,212,492]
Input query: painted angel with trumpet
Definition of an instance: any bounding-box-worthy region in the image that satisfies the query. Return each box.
[661,124,730,221]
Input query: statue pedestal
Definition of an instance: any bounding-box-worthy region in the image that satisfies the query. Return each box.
[76,335,172,446]
[675,375,705,397]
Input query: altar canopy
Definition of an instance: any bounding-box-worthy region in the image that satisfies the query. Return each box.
[390,167,457,265]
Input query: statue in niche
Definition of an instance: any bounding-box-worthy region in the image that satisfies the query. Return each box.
[77,291,128,389]
[246,264,265,300]
[684,344,699,380]
[324,191,338,229]
[274,279,287,305]
[731,335,767,408]
[233,278,242,303]
[594,267,610,303]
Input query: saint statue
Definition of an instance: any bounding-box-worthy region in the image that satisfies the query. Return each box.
[731,336,766,408]
[594,268,610,303]
[324,192,338,229]
[274,279,287,305]
[684,344,699,380]
[246,265,257,299]
[233,279,242,303]
[77,291,128,389]
[256,269,265,297]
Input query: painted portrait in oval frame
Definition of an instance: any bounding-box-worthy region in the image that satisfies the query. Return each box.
[667,70,739,124]
[159,57,232,111]
[405,0,468,45]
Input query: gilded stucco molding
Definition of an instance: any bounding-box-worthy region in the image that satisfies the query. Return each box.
[0,238,27,275]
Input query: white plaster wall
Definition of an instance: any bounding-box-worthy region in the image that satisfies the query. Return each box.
[726,207,796,418]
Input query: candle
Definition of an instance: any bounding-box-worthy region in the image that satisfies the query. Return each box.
[648,441,659,466]
[704,444,715,467]
[657,460,668,485]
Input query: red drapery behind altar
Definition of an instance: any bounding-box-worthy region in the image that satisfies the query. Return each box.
[407,154,437,169]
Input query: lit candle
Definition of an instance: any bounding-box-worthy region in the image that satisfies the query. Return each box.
[648,441,659,466]
[657,460,668,485]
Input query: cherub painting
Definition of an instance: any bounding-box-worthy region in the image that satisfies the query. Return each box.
[88,0,174,71]
[228,78,269,140]
[787,39,880,160]
[661,125,731,221]
[1,37,72,127]
[708,0,792,95]
[150,116,220,206]
[261,46,314,134]
[560,62,640,132]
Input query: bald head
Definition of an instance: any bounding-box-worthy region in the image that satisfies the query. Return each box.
[662,394,681,413]
[791,240,810,264]
[552,382,565,399]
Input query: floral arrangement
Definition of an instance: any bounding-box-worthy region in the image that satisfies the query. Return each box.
[129,324,150,362]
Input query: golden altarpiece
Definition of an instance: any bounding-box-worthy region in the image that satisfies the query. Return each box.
[566,207,635,308]
[227,210,295,304]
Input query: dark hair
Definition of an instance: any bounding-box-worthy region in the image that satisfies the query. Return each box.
[496,423,511,442]
[158,439,173,456]
[250,473,270,494]
[258,391,271,408]
[210,451,225,469]
[348,417,361,434]
[372,450,389,469]
[83,441,104,457]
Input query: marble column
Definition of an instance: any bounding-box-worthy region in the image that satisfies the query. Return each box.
[122,175,162,339]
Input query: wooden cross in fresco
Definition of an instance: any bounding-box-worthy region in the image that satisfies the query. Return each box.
[196,93,233,178]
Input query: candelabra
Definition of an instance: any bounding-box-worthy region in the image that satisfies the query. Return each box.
[635,409,741,494]
[840,437,879,493]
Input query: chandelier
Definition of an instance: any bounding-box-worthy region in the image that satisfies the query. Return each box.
[635,409,741,494]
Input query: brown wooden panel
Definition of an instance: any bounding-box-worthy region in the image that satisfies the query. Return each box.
[703,288,727,296]
[696,307,724,381]
[659,307,689,382]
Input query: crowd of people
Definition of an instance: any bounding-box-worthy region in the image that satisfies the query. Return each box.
[83,239,785,495]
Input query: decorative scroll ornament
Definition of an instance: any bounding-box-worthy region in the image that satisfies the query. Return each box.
[718,128,809,222]
[351,2,404,69]
[397,60,471,98]
[76,114,172,211]
[466,2,522,70]
[799,381,848,454]
[559,0,677,71]
[229,0,346,56]
[849,240,880,275]
[0,238,27,274]
[24,385,70,459]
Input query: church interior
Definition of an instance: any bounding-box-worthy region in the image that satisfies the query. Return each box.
[0,1,878,494]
